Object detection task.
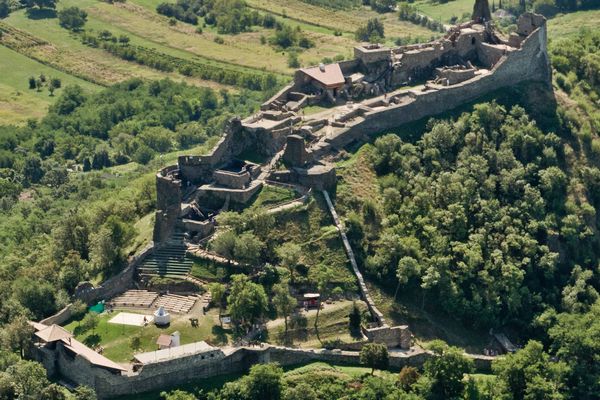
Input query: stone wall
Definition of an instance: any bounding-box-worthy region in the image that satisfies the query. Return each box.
[180,219,214,237]
[197,182,263,205]
[310,21,550,158]
[354,44,391,64]
[363,325,411,349]
[40,304,74,326]
[75,244,154,304]
[35,342,493,399]
[213,170,251,189]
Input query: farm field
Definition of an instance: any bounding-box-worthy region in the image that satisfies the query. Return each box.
[0,44,100,124]
[2,6,245,89]
[246,0,436,40]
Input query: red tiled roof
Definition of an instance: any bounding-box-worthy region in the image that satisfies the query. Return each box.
[300,64,345,88]
[30,321,126,372]
[35,324,73,343]
[156,334,172,347]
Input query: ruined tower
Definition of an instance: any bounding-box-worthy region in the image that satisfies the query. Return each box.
[472,0,492,21]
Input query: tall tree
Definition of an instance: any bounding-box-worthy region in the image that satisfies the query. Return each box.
[209,282,226,324]
[227,274,268,333]
[360,343,389,375]
[423,340,474,400]
[275,242,301,283]
[493,340,568,400]
[21,0,57,9]
[272,283,296,337]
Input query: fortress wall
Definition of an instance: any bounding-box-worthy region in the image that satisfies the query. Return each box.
[156,167,182,211]
[318,24,548,153]
[42,342,493,399]
[40,304,73,326]
[75,244,154,304]
[477,42,507,68]
[261,82,298,111]
[339,58,360,74]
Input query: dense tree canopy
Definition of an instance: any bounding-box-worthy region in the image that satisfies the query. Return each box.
[360,101,599,329]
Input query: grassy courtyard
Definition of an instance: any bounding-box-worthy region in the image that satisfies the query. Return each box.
[63,309,233,363]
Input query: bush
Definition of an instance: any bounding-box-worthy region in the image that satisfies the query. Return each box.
[58,7,88,31]
[355,18,384,42]
[287,52,300,68]
[533,0,559,17]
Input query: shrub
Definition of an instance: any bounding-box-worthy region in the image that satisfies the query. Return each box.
[58,7,88,31]
[287,52,300,68]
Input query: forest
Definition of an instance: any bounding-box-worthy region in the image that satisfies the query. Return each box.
[0,79,262,327]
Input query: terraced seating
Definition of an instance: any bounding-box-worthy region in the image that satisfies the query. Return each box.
[110,290,159,308]
[154,294,197,314]
[137,233,193,279]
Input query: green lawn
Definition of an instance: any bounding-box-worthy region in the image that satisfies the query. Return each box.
[249,184,297,208]
[63,310,233,363]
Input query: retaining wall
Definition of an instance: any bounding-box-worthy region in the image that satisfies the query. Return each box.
[39,304,73,326]
[75,244,154,304]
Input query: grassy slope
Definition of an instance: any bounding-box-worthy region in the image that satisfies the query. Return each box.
[0,44,100,125]
[266,300,369,348]
[269,193,357,288]
[120,0,375,69]
[547,9,600,37]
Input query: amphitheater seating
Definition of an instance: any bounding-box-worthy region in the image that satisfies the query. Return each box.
[137,232,193,279]
[109,290,159,308]
[154,294,197,314]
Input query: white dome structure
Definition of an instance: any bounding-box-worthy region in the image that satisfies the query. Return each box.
[153,306,170,326]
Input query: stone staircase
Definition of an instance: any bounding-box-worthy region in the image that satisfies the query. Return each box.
[137,232,193,279]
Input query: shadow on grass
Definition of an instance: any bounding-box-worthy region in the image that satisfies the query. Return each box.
[26,8,57,19]
[83,333,101,347]
[211,325,230,346]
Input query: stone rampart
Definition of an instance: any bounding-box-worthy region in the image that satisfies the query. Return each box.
[40,304,74,326]
[35,342,493,399]
[311,22,549,158]
[75,244,154,304]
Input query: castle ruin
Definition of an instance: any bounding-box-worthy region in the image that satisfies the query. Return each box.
[154,11,550,248]
[31,8,550,399]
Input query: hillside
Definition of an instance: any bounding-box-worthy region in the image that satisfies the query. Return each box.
[0,1,599,400]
